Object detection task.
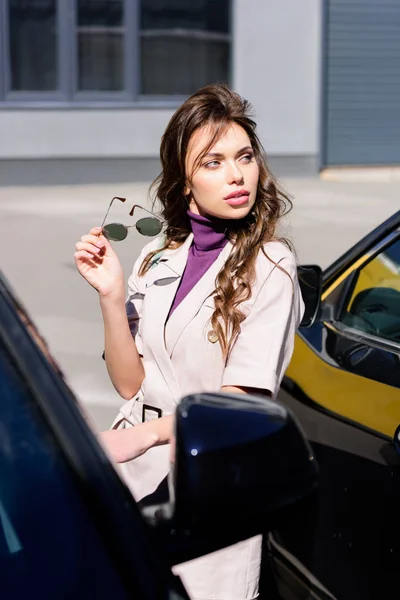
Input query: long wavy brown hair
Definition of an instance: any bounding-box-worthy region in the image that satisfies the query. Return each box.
[139,83,293,358]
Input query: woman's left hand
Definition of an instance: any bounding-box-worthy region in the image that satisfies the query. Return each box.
[99,415,174,463]
[99,427,154,463]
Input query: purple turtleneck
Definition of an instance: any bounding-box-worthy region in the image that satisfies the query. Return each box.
[168,210,228,317]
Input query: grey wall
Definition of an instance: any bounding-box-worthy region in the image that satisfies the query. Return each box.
[0,0,321,161]
[233,0,322,157]
[0,108,175,159]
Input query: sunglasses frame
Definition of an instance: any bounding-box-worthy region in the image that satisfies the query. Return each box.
[100,197,164,240]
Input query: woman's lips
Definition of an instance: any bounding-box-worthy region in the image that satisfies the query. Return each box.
[224,194,250,206]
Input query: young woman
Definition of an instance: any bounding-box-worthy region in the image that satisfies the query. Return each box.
[75,83,304,600]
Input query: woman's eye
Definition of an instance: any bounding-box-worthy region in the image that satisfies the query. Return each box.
[204,160,220,169]
[240,153,255,163]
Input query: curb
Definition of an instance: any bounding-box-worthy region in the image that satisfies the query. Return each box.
[320,166,400,183]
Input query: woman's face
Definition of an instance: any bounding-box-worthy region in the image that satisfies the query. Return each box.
[185,122,260,220]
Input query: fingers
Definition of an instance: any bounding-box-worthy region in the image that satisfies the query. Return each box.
[74,251,102,269]
[83,228,113,251]
[89,227,110,246]
[80,233,105,248]
[74,250,97,262]
[75,228,114,265]
[75,240,103,257]
[89,226,102,236]
[76,229,109,256]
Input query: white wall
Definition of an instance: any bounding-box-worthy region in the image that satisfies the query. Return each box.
[233,0,322,155]
[0,0,321,160]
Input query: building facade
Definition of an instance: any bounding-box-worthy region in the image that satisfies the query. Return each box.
[0,0,398,183]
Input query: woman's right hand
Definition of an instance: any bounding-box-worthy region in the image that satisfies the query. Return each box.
[74,227,124,298]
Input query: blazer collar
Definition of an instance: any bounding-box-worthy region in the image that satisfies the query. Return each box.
[165,240,233,355]
[142,235,232,400]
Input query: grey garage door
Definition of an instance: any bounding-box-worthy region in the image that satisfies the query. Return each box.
[322,0,400,167]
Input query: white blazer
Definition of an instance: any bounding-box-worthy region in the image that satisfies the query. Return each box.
[112,233,304,600]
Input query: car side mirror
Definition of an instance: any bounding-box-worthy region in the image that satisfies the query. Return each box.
[298,265,323,327]
[143,392,318,565]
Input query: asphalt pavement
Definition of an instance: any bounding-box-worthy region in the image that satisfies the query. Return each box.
[0,175,398,430]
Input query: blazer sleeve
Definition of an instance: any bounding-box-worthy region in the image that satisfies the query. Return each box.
[221,252,304,397]
[125,254,147,356]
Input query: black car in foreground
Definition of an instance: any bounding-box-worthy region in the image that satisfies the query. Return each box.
[0,272,317,599]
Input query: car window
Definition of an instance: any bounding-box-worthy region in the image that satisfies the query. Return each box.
[341,237,400,344]
[0,341,131,600]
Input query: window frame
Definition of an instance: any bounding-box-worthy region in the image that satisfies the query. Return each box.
[327,229,400,354]
[2,0,68,102]
[0,0,232,107]
[71,0,136,102]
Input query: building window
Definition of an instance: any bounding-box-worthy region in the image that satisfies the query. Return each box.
[0,0,231,104]
[77,0,125,92]
[8,0,58,92]
[140,0,231,96]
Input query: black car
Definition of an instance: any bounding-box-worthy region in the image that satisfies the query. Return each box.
[0,272,317,599]
[273,209,400,599]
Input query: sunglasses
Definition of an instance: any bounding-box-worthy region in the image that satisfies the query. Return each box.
[100,197,164,241]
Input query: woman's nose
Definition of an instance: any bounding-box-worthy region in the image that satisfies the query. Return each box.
[227,163,244,185]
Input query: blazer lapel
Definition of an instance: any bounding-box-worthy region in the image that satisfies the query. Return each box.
[142,234,193,400]
[165,241,233,356]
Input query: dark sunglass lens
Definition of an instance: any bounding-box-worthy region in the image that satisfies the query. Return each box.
[102,223,128,241]
[136,217,162,237]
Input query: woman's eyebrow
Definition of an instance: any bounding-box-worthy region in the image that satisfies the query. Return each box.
[203,151,224,159]
[203,145,253,159]
[236,145,253,155]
